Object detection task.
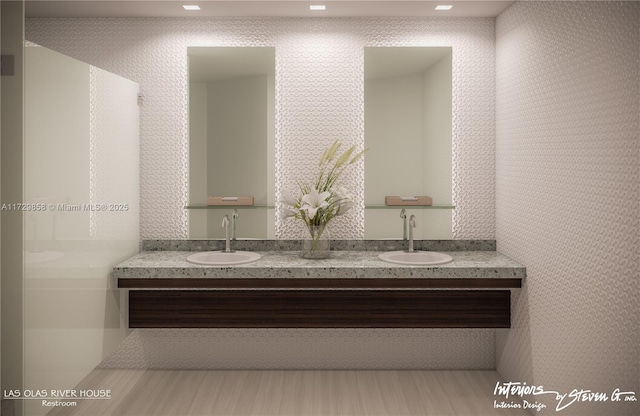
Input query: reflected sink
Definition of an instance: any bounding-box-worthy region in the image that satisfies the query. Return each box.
[378,250,453,265]
[186,251,261,266]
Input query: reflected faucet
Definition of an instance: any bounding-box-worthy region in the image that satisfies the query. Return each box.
[407,215,416,253]
[400,209,408,240]
[231,209,239,241]
[221,215,232,253]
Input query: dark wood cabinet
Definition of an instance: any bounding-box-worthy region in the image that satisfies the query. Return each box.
[128,289,512,329]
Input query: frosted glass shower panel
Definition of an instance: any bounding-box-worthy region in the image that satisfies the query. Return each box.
[24,44,139,416]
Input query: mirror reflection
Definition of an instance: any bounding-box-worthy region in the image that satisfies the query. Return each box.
[364,47,453,239]
[188,47,275,239]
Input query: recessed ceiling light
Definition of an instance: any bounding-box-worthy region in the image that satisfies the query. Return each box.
[183,5,201,11]
[310,5,326,11]
[435,5,453,11]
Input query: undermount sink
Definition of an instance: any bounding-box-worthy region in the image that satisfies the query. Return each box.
[378,250,453,265]
[186,251,261,266]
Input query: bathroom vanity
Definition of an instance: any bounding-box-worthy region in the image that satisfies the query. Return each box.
[113,241,524,330]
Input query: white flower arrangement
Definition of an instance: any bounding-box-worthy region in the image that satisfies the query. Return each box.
[281,140,366,240]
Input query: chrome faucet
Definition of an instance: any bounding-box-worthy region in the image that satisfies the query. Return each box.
[231,209,239,241]
[407,215,416,253]
[221,215,232,253]
[400,209,408,240]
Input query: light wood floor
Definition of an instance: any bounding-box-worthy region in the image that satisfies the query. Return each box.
[46,370,530,416]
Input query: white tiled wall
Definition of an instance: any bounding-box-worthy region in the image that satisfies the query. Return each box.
[496,2,639,415]
[89,65,140,240]
[26,17,496,240]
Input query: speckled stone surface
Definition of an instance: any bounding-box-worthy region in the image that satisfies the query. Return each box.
[114,250,525,280]
[141,239,496,252]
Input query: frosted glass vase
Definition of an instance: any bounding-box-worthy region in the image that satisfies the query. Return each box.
[301,225,330,259]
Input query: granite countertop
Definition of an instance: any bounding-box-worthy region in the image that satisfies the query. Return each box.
[113,250,526,280]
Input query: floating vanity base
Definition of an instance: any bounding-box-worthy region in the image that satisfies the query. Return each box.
[128,289,511,329]
[116,250,524,330]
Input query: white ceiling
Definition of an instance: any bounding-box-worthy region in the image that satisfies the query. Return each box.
[26,1,516,18]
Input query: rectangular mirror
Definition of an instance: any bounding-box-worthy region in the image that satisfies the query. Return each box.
[364,47,453,240]
[188,47,275,239]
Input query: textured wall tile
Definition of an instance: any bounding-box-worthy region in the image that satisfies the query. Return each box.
[26,17,496,240]
[496,2,639,415]
[274,25,365,239]
[89,66,140,239]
